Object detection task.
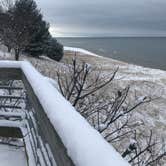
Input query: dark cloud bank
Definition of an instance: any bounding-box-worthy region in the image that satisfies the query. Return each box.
[35,0,166,37]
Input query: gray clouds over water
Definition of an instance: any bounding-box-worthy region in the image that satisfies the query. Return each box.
[35,0,166,37]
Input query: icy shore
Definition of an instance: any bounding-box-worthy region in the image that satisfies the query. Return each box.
[64,46,101,57]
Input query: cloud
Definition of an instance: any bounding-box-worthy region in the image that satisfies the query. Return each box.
[35,0,166,36]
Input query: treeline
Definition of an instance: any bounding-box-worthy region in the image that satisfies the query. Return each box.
[0,0,63,61]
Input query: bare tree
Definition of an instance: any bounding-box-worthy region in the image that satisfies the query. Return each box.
[0,1,30,59]
[0,0,45,60]
[57,56,166,165]
[57,57,118,107]
[122,130,166,166]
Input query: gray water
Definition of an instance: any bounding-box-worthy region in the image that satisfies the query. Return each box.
[57,37,166,71]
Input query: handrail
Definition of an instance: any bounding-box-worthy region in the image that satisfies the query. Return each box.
[0,61,130,166]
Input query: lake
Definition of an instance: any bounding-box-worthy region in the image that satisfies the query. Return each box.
[57,37,166,71]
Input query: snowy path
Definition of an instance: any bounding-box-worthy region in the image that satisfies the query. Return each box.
[0,144,27,166]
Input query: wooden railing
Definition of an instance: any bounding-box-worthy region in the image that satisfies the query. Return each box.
[0,66,74,166]
[0,61,130,166]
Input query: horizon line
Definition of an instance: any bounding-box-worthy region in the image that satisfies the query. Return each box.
[55,35,166,38]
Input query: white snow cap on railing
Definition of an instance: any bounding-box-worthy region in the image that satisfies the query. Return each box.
[0,61,130,166]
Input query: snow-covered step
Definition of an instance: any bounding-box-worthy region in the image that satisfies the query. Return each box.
[0,95,25,100]
[0,144,28,166]
[0,119,25,128]
[0,86,23,90]
[0,111,25,119]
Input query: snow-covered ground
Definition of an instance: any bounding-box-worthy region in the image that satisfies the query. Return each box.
[64,46,101,57]
[64,47,166,142]
[0,58,130,165]
[0,47,166,165]
[0,144,27,166]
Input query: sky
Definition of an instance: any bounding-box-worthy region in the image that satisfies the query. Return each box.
[35,0,166,37]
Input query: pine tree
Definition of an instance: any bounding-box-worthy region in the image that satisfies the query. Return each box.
[2,0,47,60]
[45,38,63,61]
[25,20,50,57]
[12,0,51,58]
[0,0,63,60]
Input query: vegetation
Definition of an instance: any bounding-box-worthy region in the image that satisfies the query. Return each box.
[57,57,166,166]
[45,38,63,61]
[0,0,63,61]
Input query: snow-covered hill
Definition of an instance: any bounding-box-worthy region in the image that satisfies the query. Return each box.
[0,46,166,165]
[0,47,166,139]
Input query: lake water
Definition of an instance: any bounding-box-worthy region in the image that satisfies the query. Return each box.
[57,37,166,71]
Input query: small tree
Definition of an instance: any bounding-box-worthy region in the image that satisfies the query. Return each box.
[0,0,62,60]
[24,20,50,57]
[8,0,45,60]
[0,0,51,60]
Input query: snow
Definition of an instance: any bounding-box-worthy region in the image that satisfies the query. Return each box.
[64,46,102,57]
[44,77,59,89]
[22,121,36,166]
[0,50,11,58]
[0,47,166,165]
[0,112,25,118]
[0,61,130,166]
[0,144,27,166]
[0,120,24,128]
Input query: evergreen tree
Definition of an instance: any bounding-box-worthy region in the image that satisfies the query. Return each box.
[2,0,46,60]
[25,20,50,57]
[12,0,51,57]
[0,0,63,61]
[45,38,63,61]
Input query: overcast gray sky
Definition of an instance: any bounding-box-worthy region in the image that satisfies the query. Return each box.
[35,0,166,37]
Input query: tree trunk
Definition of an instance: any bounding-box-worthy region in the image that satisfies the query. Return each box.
[7,46,11,53]
[14,49,20,61]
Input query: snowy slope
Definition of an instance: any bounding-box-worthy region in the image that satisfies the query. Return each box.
[0,46,165,165]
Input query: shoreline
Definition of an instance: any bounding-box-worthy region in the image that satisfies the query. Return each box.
[0,47,165,139]
[64,46,166,74]
[64,46,102,58]
[64,46,166,141]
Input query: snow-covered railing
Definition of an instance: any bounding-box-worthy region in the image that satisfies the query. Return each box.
[0,61,130,166]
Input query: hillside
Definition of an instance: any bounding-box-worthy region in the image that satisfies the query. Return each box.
[0,47,166,164]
